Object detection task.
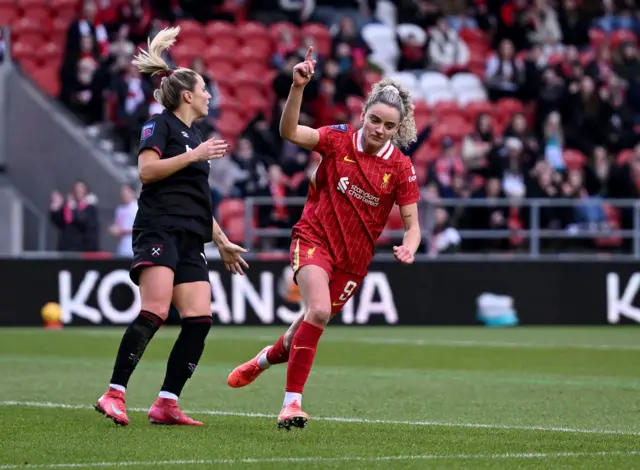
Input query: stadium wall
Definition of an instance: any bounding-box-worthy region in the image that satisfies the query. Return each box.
[1,65,128,252]
[1,259,639,327]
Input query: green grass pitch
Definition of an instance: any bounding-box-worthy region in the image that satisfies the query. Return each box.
[1,326,639,469]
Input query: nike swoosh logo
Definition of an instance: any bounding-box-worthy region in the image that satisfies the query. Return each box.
[344,156,356,163]
[171,413,181,420]
[292,345,312,351]
[111,404,123,416]
[332,302,344,306]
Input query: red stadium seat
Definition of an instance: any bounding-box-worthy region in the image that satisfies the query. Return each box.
[237,21,269,40]
[218,199,246,243]
[617,149,633,164]
[31,67,60,96]
[433,101,461,120]
[176,19,203,38]
[50,0,80,10]
[611,29,636,49]
[11,40,37,61]
[236,46,270,64]
[588,28,606,48]
[17,0,49,8]
[35,42,62,64]
[0,5,19,25]
[240,36,273,59]
[22,6,51,23]
[169,43,199,67]
[346,95,364,115]
[12,17,46,36]
[52,7,77,24]
[301,23,332,57]
[205,21,236,39]
[562,149,587,169]
[464,100,493,120]
[269,21,301,49]
[239,61,269,78]
[211,34,239,51]
[203,46,235,64]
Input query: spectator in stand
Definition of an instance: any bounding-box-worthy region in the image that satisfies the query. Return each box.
[428,207,462,255]
[468,176,509,252]
[117,0,153,45]
[585,43,614,86]
[428,137,467,196]
[614,41,640,113]
[49,180,100,252]
[109,183,138,257]
[527,0,563,52]
[558,0,590,48]
[398,0,443,30]
[542,111,565,172]
[396,29,428,71]
[584,146,614,197]
[229,137,272,199]
[564,75,609,155]
[497,0,533,50]
[485,39,525,101]
[462,112,495,170]
[428,16,470,73]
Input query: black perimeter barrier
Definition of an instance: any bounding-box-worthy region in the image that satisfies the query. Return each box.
[1,259,640,326]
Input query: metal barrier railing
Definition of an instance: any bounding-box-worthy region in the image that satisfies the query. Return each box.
[241,196,640,258]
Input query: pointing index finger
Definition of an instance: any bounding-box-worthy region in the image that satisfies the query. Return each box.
[304,46,313,62]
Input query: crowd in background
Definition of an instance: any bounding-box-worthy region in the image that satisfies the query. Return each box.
[23,0,640,254]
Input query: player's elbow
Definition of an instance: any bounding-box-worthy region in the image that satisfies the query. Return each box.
[138,165,155,185]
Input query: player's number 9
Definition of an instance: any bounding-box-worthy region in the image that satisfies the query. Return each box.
[339,281,358,301]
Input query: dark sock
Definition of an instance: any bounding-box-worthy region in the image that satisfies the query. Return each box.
[110,311,164,387]
[160,316,212,397]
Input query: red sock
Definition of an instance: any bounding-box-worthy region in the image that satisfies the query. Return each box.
[285,321,324,394]
[266,334,289,364]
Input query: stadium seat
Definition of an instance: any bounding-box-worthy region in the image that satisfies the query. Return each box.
[588,28,606,49]
[450,73,483,93]
[269,21,301,49]
[0,5,19,25]
[301,23,332,58]
[236,46,270,64]
[562,149,587,169]
[31,67,60,96]
[218,199,246,243]
[432,101,461,120]
[205,21,236,39]
[11,40,37,62]
[396,23,427,45]
[617,149,633,164]
[237,21,269,40]
[22,6,51,23]
[425,88,456,108]
[17,0,49,8]
[176,19,203,38]
[203,46,235,64]
[361,23,399,73]
[420,71,449,94]
[388,71,419,94]
[464,100,494,120]
[239,37,273,60]
[456,88,488,107]
[611,29,636,49]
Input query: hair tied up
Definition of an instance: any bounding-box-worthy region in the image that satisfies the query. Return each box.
[382,85,399,95]
[159,69,174,78]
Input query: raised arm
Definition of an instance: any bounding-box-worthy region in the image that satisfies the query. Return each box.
[279,46,320,151]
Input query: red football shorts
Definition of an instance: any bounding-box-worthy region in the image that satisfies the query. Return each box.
[290,237,364,316]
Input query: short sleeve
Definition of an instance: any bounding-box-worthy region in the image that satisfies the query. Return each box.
[395,158,420,206]
[138,118,170,158]
[313,124,350,156]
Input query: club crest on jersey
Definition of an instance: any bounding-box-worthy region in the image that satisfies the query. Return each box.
[306,247,316,259]
[330,124,348,132]
[181,131,189,138]
[381,173,392,188]
[140,122,155,142]
[151,244,163,257]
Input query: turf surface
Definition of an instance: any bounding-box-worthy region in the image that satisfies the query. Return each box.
[1,326,639,469]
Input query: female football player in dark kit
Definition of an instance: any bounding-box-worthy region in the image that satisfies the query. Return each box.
[94,26,248,426]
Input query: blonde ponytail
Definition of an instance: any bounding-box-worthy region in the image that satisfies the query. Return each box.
[131,26,199,111]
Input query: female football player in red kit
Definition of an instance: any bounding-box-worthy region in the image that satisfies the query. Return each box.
[228,47,422,430]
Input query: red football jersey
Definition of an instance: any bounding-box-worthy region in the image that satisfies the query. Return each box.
[291,124,420,277]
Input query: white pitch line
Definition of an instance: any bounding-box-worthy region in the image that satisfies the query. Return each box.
[52,329,640,351]
[1,400,639,436]
[1,451,640,469]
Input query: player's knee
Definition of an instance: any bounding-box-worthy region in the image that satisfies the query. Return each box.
[141,303,170,321]
[304,305,331,327]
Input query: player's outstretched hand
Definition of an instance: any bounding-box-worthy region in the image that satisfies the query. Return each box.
[292,47,316,88]
[393,245,415,264]
[192,139,230,162]
[218,241,250,275]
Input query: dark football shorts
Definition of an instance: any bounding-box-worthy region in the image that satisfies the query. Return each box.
[130,228,209,286]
